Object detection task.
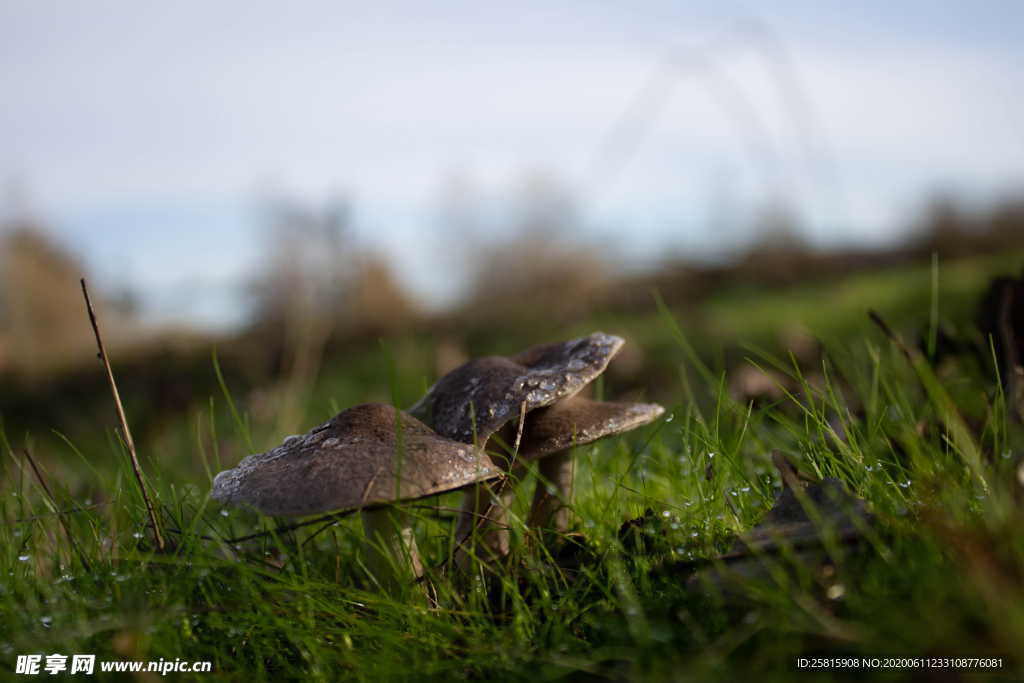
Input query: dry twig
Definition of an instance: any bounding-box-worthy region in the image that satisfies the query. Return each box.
[80,278,166,551]
[23,448,92,571]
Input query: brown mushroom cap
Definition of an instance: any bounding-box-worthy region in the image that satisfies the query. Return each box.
[516,396,665,461]
[211,403,502,517]
[408,332,625,444]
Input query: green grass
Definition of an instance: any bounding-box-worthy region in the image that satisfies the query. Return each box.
[2,257,1024,681]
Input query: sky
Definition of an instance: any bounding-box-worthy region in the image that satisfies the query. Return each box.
[2,0,1022,328]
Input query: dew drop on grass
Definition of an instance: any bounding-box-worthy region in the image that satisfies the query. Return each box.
[40,616,52,628]
[826,584,846,600]
[220,510,230,517]
[661,510,671,518]
[132,532,144,539]
[17,555,29,562]
[664,413,674,422]
[899,480,912,488]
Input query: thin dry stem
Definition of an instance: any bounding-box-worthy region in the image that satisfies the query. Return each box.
[80,278,166,551]
[24,448,91,572]
[867,309,913,360]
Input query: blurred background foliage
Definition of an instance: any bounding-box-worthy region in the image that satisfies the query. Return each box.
[1,185,1022,476]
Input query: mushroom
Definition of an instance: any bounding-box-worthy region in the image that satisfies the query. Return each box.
[408,332,661,560]
[211,403,501,589]
[518,395,665,532]
[457,395,664,559]
[408,331,625,445]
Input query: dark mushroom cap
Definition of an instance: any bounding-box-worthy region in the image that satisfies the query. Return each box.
[211,403,502,517]
[409,332,625,444]
[516,396,664,462]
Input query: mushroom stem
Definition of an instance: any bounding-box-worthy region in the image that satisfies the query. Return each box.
[454,467,524,567]
[528,450,574,532]
[361,506,424,591]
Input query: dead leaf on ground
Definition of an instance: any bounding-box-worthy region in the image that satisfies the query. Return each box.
[977,269,1024,421]
[675,452,875,602]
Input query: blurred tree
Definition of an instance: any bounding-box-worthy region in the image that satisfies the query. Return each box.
[249,194,352,331]
[986,196,1024,244]
[0,217,96,377]
[249,193,351,432]
[733,199,811,285]
[461,171,613,324]
[909,192,1024,257]
[248,192,420,337]
[246,191,419,432]
[434,171,488,301]
[347,254,420,337]
[914,194,969,256]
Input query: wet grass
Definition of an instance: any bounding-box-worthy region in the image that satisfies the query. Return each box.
[2,257,1024,681]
